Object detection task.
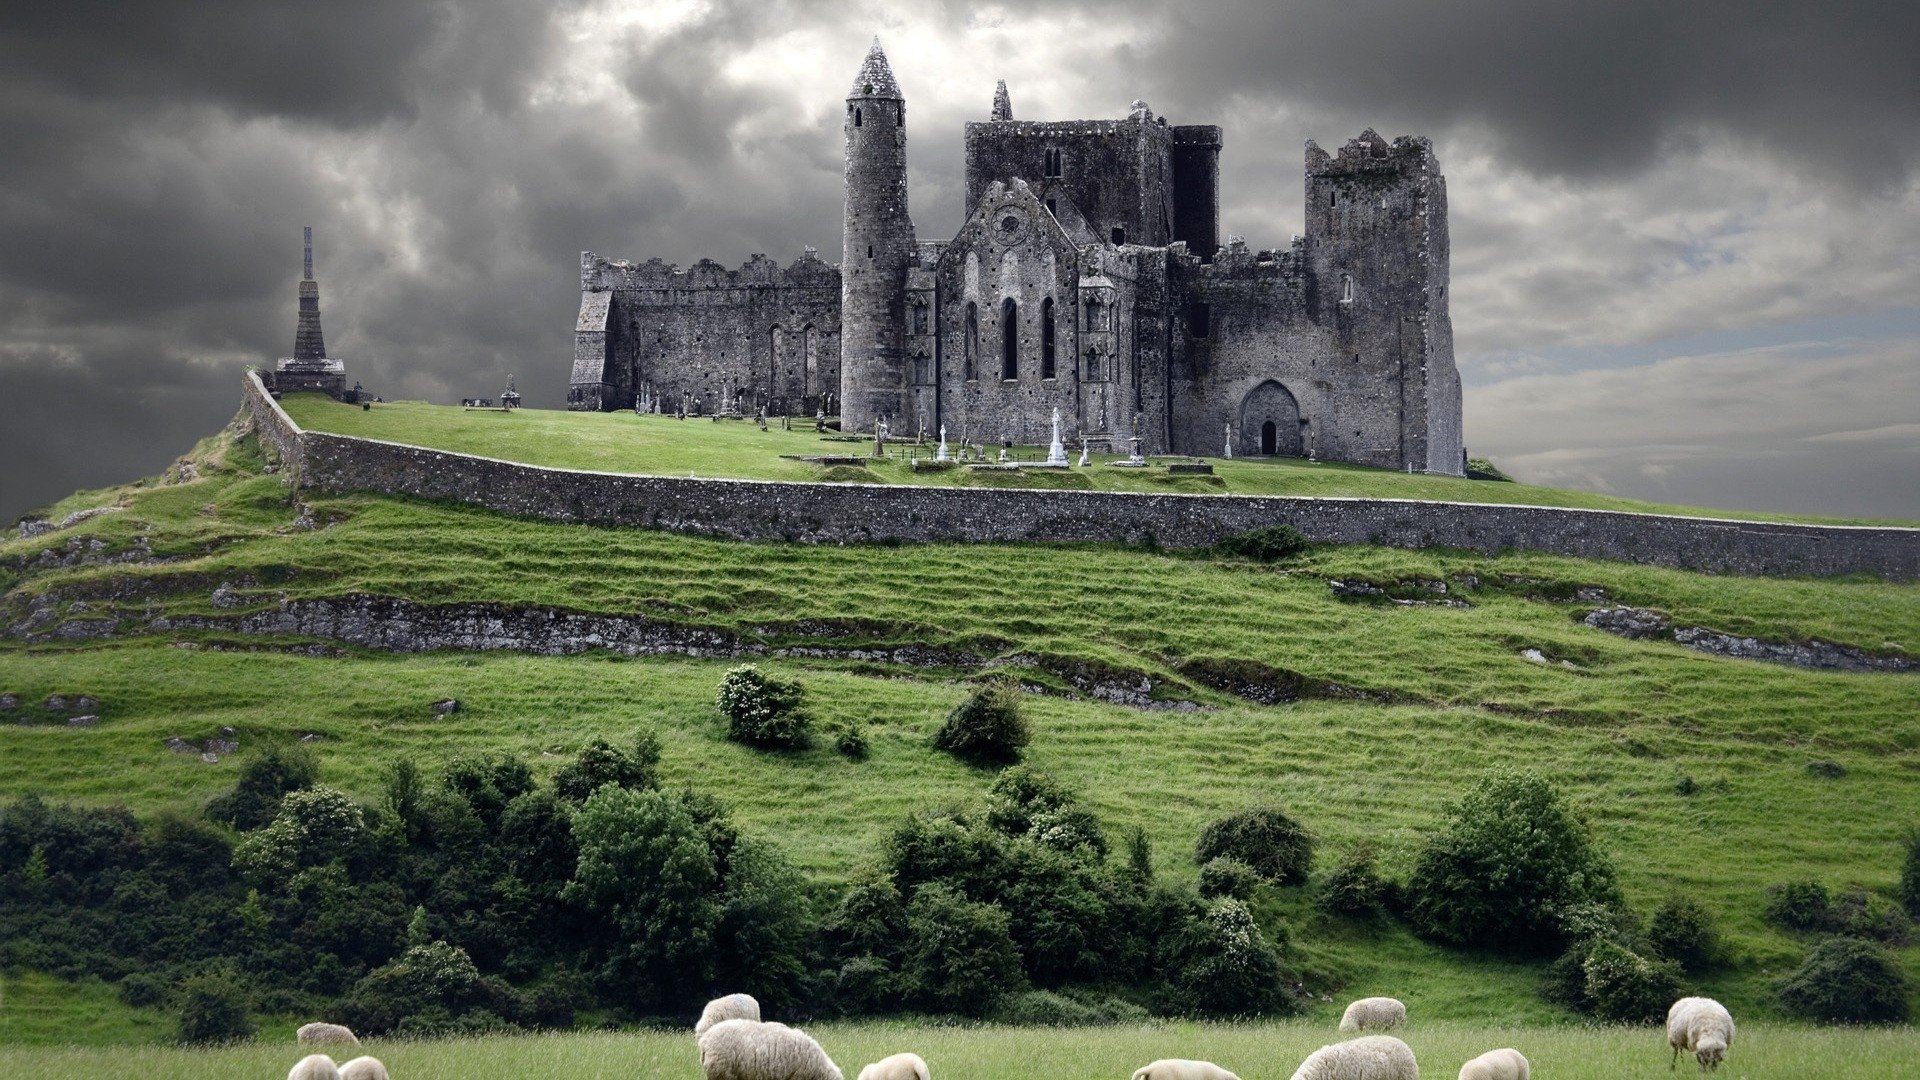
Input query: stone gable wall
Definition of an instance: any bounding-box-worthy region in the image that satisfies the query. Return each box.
[241,372,1920,580]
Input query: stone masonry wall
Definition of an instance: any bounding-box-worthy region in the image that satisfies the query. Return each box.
[241,372,1920,580]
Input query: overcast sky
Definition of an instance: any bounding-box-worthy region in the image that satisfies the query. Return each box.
[2,0,1916,523]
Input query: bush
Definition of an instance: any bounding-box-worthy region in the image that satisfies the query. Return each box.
[118,971,168,1009]
[717,666,811,749]
[1160,898,1296,1018]
[230,785,368,884]
[1647,894,1722,973]
[1776,936,1911,1023]
[1315,844,1389,919]
[991,988,1150,1026]
[1198,857,1262,901]
[835,723,870,760]
[932,683,1030,766]
[1194,806,1313,886]
[1214,525,1309,563]
[1405,770,1620,953]
[552,733,661,804]
[1766,879,1834,932]
[205,744,318,831]
[1834,887,1913,945]
[174,969,255,1045]
[902,884,1026,1016]
[336,940,492,1035]
[1581,939,1683,1023]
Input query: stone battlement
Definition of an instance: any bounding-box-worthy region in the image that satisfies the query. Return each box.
[580,249,839,292]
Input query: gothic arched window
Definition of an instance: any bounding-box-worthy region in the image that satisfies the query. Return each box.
[964,302,979,380]
[1040,297,1056,379]
[1001,297,1019,380]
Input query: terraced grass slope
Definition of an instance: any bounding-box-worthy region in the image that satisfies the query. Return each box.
[280,395,1918,526]
[1,419,1917,1040]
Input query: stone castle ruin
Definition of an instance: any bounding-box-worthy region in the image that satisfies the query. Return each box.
[570,39,1463,473]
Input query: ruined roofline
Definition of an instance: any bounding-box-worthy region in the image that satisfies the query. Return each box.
[964,116,1179,138]
[579,248,839,290]
[1305,129,1437,175]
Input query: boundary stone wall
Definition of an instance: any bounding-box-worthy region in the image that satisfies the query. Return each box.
[242,372,1920,580]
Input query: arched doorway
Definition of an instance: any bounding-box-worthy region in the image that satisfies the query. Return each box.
[1240,381,1303,457]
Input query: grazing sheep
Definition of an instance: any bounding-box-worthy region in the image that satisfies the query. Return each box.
[340,1057,391,1080]
[1132,1060,1240,1080]
[860,1052,931,1080]
[288,1054,341,1080]
[1667,997,1735,1073]
[1338,997,1408,1032]
[697,993,763,1037]
[1457,1048,1527,1080]
[298,1022,361,1047]
[1289,1035,1419,1080]
[699,1018,844,1080]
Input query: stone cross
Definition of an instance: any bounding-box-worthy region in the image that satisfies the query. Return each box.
[1224,422,1233,459]
[935,424,950,461]
[1047,407,1068,465]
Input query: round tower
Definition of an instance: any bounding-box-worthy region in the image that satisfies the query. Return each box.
[840,37,915,433]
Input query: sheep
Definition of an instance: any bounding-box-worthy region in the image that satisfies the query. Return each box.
[1338,997,1408,1032]
[288,1054,341,1080]
[1288,1035,1419,1080]
[1457,1048,1527,1080]
[696,993,763,1037]
[297,1022,361,1047]
[1132,1060,1240,1080]
[859,1052,931,1080]
[1667,996,1735,1073]
[699,1018,844,1080]
[340,1057,391,1080]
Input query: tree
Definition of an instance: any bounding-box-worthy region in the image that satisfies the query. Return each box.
[933,683,1030,765]
[205,744,318,831]
[1405,770,1620,953]
[230,786,368,884]
[563,786,721,1007]
[1194,806,1314,886]
[902,884,1025,1015]
[175,968,256,1045]
[552,734,661,804]
[1160,898,1295,1018]
[1776,936,1911,1023]
[717,666,811,749]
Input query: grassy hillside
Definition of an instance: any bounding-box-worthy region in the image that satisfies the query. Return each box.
[1,418,1917,1043]
[8,1021,1920,1080]
[279,395,1919,526]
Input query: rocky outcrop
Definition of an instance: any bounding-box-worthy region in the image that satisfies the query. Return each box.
[1583,606,1912,673]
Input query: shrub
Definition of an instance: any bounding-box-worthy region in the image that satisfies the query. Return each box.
[1647,894,1722,973]
[337,940,496,1035]
[1405,770,1620,953]
[902,884,1026,1016]
[118,971,168,1009]
[441,752,535,826]
[835,723,870,760]
[1315,843,1389,919]
[1581,939,1683,1023]
[1765,879,1834,932]
[833,955,896,1015]
[1194,806,1314,886]
[717,666,811,749]
[985,766,1106,859]
[1214,525,1309,563]
[1833,887,1913,945]
[551,733,661,804]
[932,683,1030,765]
[1901,825,1920,919]
[1776,936,1911,1023]
[1125,827,1153,883]
[991,988,1149,1026]
[1198,857,1262,901]
[230,785,368,884]
[1160,898,1296,1018]
[205,744,318,831]
[174,968,255,1045]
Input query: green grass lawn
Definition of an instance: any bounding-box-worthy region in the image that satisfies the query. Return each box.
[5,1020,1918,1079]
[3,424,1917,1037]
[279,395,1920,527]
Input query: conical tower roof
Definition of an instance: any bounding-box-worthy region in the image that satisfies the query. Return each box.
[848,37,901,99]
[991,79,1012,121]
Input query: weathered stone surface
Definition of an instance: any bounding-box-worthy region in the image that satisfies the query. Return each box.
[1583,606,1673,639]
[431,698,460,715]
[0,693,16,710]
[165,736,198,754]
[1584,606,1912,672]
[67,715,100,728]
[242,371,1920,580]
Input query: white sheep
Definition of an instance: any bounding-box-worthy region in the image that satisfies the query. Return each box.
[297,1022,361,1047]
[859,1052,930,1080]
[697,993,763,1037]
[1457,1048,1527,1080]
[1338,997,1408,1032]
[699,1018,844,1080]
[288,1054,341,1080]
[1667,996,1735,1073]
[1132,1059,1240,1080]
[1289,1035,1419,1080]
[340,1057,391,1080]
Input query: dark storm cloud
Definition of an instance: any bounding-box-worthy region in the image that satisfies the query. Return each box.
[1139,1,1920,185]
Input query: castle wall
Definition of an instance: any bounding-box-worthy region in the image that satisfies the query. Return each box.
[242,372,1920,581]
[570,251,841,415]
[965,115,1176,249]
[1170,125,1222,260]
